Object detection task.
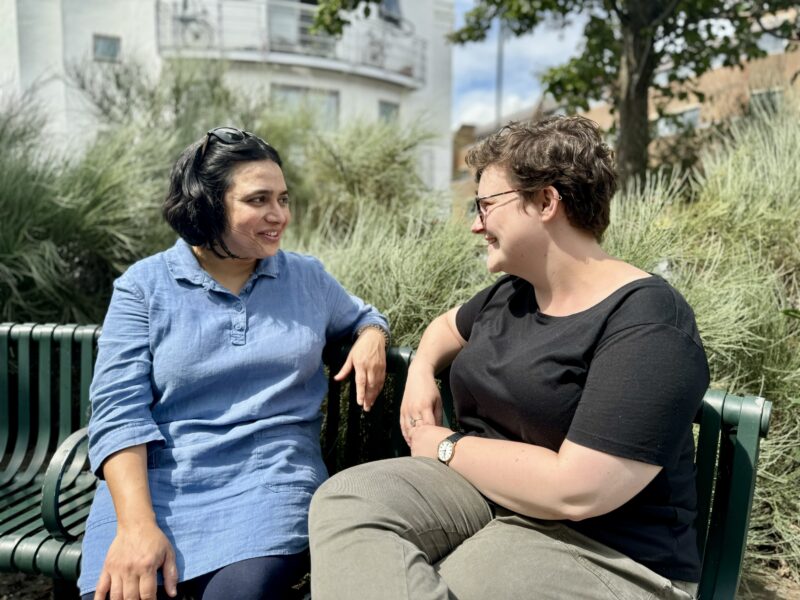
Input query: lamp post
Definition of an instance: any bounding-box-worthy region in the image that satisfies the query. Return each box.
[495,19,506,129]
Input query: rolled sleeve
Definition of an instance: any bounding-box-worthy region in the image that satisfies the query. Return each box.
[320,269,388,341]
[88,274,165,478]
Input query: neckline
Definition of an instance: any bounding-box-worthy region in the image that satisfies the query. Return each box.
[533,274,657,321]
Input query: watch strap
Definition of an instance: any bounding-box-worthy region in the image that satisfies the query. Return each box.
[442,432,465,466]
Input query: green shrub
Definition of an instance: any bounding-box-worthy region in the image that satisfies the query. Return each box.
[288,199,491,346]
[298,121,434,236]
[606,97,800,591]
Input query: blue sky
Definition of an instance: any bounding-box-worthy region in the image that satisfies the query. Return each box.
[451,0,584,129]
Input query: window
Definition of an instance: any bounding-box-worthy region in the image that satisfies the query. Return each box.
[378,100,399,123]
[655,106,700,138]
[750,88,783,113]
[271,84,340,129]
[93,34,121,62]
[379,0,402,26]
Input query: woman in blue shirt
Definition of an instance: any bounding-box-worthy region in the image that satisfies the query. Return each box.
[80,127,389,600]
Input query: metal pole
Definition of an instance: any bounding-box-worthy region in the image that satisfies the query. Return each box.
[495,19,504,129]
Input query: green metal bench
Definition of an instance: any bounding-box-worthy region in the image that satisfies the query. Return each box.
[0,322,773,599]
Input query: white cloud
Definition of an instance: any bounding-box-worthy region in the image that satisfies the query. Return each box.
[453,90,539,131]
[451,5,587,128]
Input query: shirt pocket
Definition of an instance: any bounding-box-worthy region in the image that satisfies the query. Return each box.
[255,430,327,493]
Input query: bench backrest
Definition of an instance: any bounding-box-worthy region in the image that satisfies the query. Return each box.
[0,324,100,486]
[1,323,772,598]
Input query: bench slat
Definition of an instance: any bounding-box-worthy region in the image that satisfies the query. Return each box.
[0,324,12,462]
[0,324,34,487]
[55,325,79,445]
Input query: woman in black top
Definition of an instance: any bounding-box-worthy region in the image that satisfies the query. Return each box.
[308,116,708,599]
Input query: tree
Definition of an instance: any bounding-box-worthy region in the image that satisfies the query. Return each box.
[314,1,799,187]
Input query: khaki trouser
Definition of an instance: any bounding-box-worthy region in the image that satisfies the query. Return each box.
[309,457,697,600]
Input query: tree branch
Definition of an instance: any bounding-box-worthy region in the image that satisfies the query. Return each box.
[607,0,626,23]
[650,0,682,30]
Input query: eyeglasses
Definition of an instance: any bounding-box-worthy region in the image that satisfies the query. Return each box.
[198,126,255,160]
[473,189,522,226]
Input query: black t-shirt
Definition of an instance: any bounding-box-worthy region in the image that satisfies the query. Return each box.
[452,274,709,582]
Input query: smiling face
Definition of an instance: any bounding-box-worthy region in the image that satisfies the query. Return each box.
[471,164,540,274]
[221,160,290,260]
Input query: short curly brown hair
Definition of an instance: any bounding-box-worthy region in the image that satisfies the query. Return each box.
[466,116,617,241]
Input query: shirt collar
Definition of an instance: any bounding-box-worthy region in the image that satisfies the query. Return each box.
[165,238,281,286]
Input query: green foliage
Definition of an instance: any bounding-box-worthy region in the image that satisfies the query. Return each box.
[0,117,171,322]
[539,14,620,113]
[297,121,434,236]
[603,98,800,592]
[314,0,799,185]
[1,60,321,322]
[290,200,492,347]
[316,0,797,112]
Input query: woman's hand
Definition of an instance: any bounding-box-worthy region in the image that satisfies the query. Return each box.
[334,328,387,412]
[94,521,177,600]
[399,365,444,445]
[408,424,454,459]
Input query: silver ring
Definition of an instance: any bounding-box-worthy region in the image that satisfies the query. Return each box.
[409,417,422,427]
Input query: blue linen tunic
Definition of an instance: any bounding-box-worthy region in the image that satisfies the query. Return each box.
[78,239,388,595]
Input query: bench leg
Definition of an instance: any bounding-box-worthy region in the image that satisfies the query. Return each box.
[52,578,80,600]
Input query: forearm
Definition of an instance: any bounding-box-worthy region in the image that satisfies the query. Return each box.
[446,436,659,521]
[447,436,575,520]
[410,308,464,376]
[103,445,157,528]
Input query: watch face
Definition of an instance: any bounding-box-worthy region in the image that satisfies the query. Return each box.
[438,440,454,463]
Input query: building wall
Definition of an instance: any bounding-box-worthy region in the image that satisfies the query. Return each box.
[9,0,453,191]
[0,0,21,93]
[227,60,404,126]
[399,0,454,190]
[11,0,162,149]
[14,0,69,143]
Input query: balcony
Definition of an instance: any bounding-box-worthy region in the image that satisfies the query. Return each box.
[156,0,426,88]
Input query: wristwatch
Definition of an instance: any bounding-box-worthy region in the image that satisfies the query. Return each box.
[437,432,465,466]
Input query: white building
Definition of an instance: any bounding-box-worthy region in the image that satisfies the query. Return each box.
[0,0,454,189]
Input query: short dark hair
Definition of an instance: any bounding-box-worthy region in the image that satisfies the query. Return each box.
[162,129,282,256]
[466,116,617,241]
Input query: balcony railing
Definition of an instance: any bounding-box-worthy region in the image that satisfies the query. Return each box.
[156,0,426,87]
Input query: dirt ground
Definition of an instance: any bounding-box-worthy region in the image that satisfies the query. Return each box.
[0,572,57,600]
[2,571,798,599]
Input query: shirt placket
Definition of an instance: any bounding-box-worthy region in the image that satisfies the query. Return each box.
[230,278,258,346]
[231,298,247,345]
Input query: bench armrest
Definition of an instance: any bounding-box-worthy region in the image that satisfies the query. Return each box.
[41,427,92,540]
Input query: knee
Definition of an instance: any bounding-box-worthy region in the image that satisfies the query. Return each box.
[310,462,379,525]
[308,473,340,529]
[310,458,415,534]
[310,465,370,544]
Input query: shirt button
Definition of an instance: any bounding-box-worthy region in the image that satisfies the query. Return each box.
[236,304,244,312]
[234,323,244,331]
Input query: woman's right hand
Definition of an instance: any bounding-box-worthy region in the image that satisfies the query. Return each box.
[94,522,178,600]
[400,365,444,445]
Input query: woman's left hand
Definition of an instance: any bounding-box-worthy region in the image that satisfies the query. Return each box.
[408,424,454,459]
[334,328,387,412]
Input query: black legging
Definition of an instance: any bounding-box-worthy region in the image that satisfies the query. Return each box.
[83,552,308,600]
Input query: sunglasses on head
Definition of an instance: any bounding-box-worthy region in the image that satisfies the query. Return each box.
[198,126,258,160]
